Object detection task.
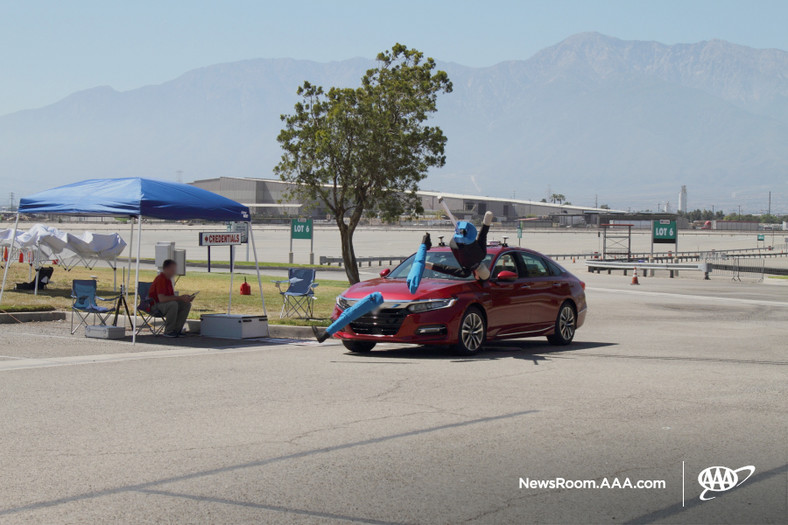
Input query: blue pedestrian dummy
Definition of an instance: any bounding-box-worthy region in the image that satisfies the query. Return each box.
[313,292,384,343]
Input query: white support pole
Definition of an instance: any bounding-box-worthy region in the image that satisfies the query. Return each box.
[0,212,21,305]
[227,245,235,314]
[247,222,267,317]
[126,217,134,298]
[33,243,39,296]
[132,215,142,344]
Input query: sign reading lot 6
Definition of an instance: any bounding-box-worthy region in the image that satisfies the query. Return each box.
[291,218,313,240]
[652,219,677,244]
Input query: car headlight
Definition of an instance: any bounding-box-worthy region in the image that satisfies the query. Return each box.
[407,298,456,313]
[336,296,356,310]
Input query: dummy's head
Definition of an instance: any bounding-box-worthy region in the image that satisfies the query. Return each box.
[453,221,478,245]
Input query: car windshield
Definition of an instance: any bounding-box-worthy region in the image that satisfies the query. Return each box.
[388,251,494,281]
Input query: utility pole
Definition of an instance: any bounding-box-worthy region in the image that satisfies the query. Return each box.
[768,191,771,216]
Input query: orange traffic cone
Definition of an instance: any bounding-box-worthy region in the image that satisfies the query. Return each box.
[631,267,640,285]
[572,257,576,263]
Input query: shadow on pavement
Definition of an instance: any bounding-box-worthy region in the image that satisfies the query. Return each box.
[128,333,304,350]
[347,340,617,363]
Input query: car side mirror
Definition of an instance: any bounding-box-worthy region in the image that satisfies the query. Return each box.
[496,270,517,282]
[380,268,391,277]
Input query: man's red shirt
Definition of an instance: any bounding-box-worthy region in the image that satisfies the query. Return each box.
[148,273,174,305]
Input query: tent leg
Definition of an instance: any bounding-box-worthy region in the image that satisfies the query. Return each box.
[228,245,235,314]
[0,212,20,305]
[126,217,134,299]
[132,215,142,344]
[247,222,267,317]
[113,257,117,292]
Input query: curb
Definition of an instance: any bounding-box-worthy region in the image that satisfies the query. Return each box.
[60,311,317,340]
[0,311,66,324]
[115,257,345,273]
[4,310,317,340]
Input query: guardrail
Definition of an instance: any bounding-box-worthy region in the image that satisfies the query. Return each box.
[584,260,709,279]
[318,245,788,268]
[319,255,408,267]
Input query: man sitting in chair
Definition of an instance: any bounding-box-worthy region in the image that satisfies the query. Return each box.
[148,259,194,338]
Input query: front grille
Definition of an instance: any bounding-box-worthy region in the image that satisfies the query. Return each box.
[349,308,408,336]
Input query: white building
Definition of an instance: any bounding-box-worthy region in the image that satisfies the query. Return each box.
[678,185,687,213]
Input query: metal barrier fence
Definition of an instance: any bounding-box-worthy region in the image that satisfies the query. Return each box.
[705,257,768,282]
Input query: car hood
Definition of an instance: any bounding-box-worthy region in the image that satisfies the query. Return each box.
[341,278,472,302]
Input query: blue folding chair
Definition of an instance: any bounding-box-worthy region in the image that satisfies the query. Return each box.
[136,282,166,335]
[273,268,319,318]
[70,279,118,334]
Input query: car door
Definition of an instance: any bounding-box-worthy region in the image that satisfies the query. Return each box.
[516,252,557,331]
[486,251,537,337]
[543,257,571,316]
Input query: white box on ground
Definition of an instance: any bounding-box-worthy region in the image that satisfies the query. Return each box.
[85,325,126,339]
[200,314,269,339]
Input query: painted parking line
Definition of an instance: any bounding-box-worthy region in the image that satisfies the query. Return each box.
[0,338,321,372]
[587,286,788,308]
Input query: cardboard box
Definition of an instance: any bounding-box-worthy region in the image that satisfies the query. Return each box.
[200,314,269,339]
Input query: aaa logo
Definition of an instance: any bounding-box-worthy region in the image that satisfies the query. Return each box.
[697,465,755,501]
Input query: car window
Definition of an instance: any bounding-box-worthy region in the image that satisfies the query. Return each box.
[518,253,550,278]
[491,253,519,279]
[388,251,493,281]
[546,258,565,276]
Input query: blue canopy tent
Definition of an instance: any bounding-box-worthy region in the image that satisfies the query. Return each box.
[0,178,267,342]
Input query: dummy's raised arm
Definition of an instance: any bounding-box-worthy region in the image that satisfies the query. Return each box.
[406,233,431,294]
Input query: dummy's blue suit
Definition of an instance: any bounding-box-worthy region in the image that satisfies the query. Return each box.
[314,292,384,343]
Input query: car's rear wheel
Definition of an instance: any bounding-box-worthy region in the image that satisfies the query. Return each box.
[342,340,376,353]
[453,306,486,355]
[547,302,576,346]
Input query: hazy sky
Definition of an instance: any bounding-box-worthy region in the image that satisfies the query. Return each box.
[2,0,787,116]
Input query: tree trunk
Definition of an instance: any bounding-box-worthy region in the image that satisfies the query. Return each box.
[337,220,360,284]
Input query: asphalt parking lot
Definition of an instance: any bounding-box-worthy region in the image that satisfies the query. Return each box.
[0,273,785,524]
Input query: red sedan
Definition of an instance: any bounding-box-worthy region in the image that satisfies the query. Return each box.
[331,244,587,355]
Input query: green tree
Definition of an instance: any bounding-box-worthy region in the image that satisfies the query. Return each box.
[275,44,452,283]
[549,193,566,204]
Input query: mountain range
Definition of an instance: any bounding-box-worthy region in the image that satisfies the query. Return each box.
[2,32,787,212]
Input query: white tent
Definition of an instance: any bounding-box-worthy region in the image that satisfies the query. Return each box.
[0,224,127,293]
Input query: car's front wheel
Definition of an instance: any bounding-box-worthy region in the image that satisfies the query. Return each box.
[453,306,486,355]
[342,340,376,353]
[547,302,576,346]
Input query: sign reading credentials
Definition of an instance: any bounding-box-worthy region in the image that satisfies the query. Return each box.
[291,218,313,240]
[652,219,677,244]
[199,232,242,246]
